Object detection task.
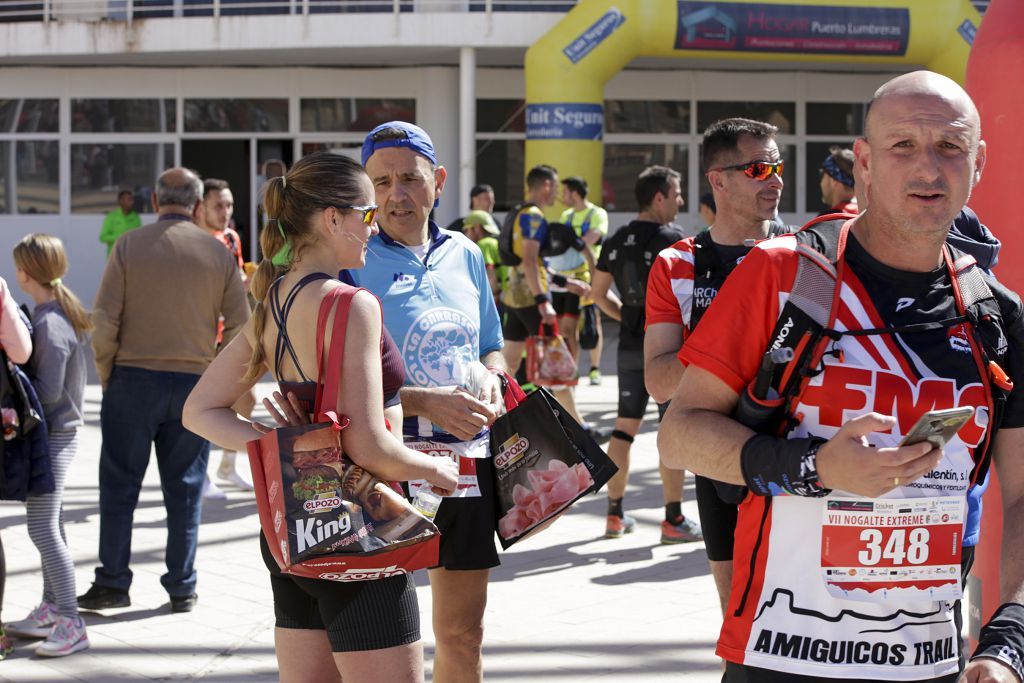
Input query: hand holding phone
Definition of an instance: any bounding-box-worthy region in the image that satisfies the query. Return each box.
[898,407,974,449]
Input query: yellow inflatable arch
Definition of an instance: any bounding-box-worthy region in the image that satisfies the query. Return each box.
[524,0,982,208]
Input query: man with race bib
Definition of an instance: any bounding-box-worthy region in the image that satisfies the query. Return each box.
[659,72,1024,682]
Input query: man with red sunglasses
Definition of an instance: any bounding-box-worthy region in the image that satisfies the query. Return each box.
[644,117,787,615]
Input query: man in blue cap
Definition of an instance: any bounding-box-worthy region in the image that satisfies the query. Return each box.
[343,121,505,683]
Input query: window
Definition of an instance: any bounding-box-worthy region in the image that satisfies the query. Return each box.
[0,99,59,133]
[300,99,416,132]
[698,102,795,134]
[477,100,525,133]
[72,99,176,133]
[605,100,689,134]
[807,103,865,136]
[476,139,524,213]
[603,143,688,213]
[71,143,174,214]
[184,99,288,133]
[301,142,362,159]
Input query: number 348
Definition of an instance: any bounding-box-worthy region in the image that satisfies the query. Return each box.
[857,528,930,566]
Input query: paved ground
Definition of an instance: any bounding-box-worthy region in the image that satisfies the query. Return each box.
[0,341,725,682]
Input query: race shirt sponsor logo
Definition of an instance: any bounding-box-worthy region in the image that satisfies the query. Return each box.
[402,307,480,387]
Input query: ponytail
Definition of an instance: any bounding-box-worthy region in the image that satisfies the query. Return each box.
[12,234,93,338]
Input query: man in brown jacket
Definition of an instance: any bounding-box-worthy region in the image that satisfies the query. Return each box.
[78,167,249,613]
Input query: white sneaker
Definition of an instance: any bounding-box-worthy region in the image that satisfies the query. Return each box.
[202,475,226,500]
[6,602,57,639]
[35,615,89,657]
[217,468,253,491]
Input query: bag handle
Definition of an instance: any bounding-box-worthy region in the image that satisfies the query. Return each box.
[314,285,359,423]
[537,322,559,338]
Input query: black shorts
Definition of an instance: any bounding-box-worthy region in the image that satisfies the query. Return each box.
[617,349,667,420]
[695,475,739,562]
[723,662,959,683]
[551,291,581,318]
[431,456,500,571]
[503,305,542,342]
[260,534,420,652]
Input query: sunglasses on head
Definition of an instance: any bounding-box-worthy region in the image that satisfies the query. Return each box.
[337,204,378,225]
[711,160,785,181]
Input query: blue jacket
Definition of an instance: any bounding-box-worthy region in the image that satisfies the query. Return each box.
[0,360,53,501]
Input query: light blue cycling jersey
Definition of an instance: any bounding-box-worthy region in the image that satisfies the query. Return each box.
[340,221,503,441]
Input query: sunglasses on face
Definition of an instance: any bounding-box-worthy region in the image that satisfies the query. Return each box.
[711,160,785,181]
[337,204,379,225]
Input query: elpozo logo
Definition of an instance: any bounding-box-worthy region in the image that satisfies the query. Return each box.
[303,494,343,514]
[319,566,408,581]
[495,434,530,469]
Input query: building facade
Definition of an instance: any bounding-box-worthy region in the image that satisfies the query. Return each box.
[0,0,988,305]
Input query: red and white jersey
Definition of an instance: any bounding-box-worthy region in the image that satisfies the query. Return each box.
[646,235,755,362]
[680,232,1014,680]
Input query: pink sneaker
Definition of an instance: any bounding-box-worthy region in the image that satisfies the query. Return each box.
[6,601,57,639]
[35,615,89,657]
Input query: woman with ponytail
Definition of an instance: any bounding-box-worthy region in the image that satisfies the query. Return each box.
[8,234,90,657]
[184,152,458,683]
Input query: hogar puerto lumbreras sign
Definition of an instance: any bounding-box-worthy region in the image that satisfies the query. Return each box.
[526,104,603,141]
[675,2,910,56]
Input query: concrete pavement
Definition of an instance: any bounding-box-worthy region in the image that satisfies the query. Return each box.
[0,370,725,682]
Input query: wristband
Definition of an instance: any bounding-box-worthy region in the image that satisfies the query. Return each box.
[740,435,830,498]
[551,274,568,288]
[973,603,1024,682]
[535,294,551,305]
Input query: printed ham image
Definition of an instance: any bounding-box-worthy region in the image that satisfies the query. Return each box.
[498,460,594,539]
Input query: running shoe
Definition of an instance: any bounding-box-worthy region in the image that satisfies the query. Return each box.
[605,514,637,538]
[202,475,227,500]
[0,628,12,660]
[588,368,602,385]
[35,615,89,658]
[660,516,704,545]
[217,467,254,491]
[6,601,57,639]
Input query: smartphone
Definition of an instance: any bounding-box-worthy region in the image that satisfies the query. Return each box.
[898,407,974,449]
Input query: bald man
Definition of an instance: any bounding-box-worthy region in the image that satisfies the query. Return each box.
[658,71,1024,682]
[82,167,249,614]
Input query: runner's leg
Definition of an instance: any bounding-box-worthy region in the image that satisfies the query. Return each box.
[428,567,489,683]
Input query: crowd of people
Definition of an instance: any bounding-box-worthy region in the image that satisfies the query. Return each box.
[0,68,1019,683]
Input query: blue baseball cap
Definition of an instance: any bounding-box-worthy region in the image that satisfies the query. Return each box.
[361,121,437,167]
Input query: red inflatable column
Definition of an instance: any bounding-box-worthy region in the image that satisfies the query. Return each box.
[964,0,1024,649]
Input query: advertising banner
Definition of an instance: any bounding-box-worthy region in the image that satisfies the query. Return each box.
[675,2,910,56]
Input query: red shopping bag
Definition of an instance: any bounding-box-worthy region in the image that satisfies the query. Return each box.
[525,324,579,387]
[248,285,440,581]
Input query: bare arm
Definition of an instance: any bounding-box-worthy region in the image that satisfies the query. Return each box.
[644,322,685,404]
[0,279,31,364]
[960,427,1024,683]
[590,270,621,321]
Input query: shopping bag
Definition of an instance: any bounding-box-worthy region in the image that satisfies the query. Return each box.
[525,324,579,387]
[490,383,616,549]
[248,284,440,581]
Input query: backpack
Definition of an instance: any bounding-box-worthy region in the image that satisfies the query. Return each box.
[498,202,535,266]
[498,202,583,267]
[689,222,792,329]
[726,217,1012,502]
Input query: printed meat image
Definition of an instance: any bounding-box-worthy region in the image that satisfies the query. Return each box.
[498,460,594,539]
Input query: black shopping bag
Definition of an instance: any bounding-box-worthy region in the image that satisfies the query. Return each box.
[491,386,616,549]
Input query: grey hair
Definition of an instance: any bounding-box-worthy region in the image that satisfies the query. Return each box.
[156,167,203,208]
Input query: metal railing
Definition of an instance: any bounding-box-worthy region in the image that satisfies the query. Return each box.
[0,0,575,23]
